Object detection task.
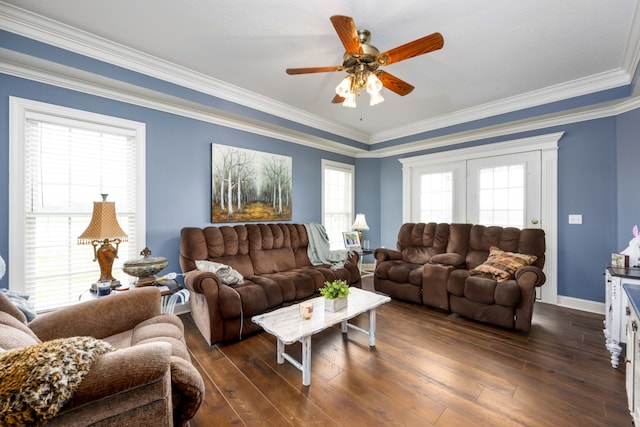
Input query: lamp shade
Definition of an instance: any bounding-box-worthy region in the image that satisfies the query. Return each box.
[0,254,5,280]
[351,213,369,231]
[78,194,128,244]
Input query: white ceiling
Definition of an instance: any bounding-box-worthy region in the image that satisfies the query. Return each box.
[2,0,639,145]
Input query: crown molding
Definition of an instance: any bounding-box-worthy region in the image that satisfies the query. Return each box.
[4,43,640,162]
[370,68,631,145]
[0,1,369,143]
[360,95,640,159]
[0,47,368,158]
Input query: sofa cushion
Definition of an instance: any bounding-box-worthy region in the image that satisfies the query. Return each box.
[430,252,465,266]
[464,275,498,304]
[446,269,468,297]
[471,246,537,282]
[494,281,521,307]
[251,248,296,274]
[104,314,190,362]
[402,247,436,264]
[378,261,423,286]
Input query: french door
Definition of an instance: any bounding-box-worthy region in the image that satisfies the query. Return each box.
[466,151,541,229]
[401,133,561,304]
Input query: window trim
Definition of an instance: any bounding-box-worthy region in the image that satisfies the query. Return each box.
[8,96,146,297]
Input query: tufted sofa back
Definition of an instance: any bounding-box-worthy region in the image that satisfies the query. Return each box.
[180,223,315,277]
[461,224,546,269]
[396,222,451,264]
[396,222,545,269]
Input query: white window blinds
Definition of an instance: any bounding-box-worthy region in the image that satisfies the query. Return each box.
[322,160,354,250]
[10,98,144,312]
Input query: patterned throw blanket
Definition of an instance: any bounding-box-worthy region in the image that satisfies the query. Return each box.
[0,336,113,426]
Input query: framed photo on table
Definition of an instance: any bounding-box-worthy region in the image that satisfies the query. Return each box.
[342,231,361,250]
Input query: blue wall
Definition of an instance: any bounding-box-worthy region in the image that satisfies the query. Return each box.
[374,118,621,302]
[2,29,640,304]
[617,108,640,246]
[0,73,354,287]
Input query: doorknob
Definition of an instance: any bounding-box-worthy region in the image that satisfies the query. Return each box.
[531,219,539,225]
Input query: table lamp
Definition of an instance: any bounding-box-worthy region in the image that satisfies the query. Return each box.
[351,213,370,245]
[78,194,128,289]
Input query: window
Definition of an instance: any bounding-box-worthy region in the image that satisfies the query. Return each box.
[477,164,525,227]
[420,171,453,223]
[9,97,145,312]
[321,160,354,250]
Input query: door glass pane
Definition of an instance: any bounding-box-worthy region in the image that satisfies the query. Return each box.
[419,171,453,223]
[477,164,525,228]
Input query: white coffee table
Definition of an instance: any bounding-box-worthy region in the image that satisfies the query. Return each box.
[251,287,391,386]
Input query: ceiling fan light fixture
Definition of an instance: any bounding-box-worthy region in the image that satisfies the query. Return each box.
[342,93,357,108]
[365,73,383,94]
[369,90,384,106]
[335,76,352,97]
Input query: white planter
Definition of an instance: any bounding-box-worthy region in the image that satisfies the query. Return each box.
[324,297,347,312]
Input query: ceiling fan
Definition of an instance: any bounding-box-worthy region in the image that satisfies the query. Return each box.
[286,15,444,108]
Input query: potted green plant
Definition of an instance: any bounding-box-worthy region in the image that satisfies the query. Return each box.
[319,279,350,312]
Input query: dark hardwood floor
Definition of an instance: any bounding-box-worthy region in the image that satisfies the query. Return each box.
[182,277,631,426]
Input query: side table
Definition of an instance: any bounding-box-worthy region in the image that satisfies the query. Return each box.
[80,278,189,314]
[358,249,374,278]
[151,278,190,313]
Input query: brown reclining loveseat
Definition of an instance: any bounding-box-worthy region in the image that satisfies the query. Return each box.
[374,223,546,331]
[180,223,361,345]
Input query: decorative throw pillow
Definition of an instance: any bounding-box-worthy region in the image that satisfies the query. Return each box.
[195,260,244,285]
[471,246,537,282]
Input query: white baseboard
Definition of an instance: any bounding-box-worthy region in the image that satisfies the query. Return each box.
[556,295,605,315]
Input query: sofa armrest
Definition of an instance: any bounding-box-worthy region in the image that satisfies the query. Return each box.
[515,265,546,288]
[184,269,222,294]
[63,341,172,408]
[29,287,162,341]
[374,248,402,263]
[170,355,206,426]
[430,253,466,267]
[514,266,546,332]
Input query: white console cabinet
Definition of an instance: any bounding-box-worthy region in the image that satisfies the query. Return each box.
[623,283,640,424]
[604,268,636,368]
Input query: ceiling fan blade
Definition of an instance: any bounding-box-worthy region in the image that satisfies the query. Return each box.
[332,94,345,104]
[330,15,363,55]
[286,66,344,75]
[380,32,444,65]
[376,71,415,96]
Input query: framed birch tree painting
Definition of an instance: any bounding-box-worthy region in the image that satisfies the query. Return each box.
[211,143,292,223]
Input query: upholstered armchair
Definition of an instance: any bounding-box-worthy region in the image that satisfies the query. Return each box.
[0,287,204,426]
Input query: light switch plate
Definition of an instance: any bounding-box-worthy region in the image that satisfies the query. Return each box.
[568,214,582,224]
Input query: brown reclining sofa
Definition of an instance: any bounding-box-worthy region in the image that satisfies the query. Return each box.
[374,223,546,332]
[180,223,361,345]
